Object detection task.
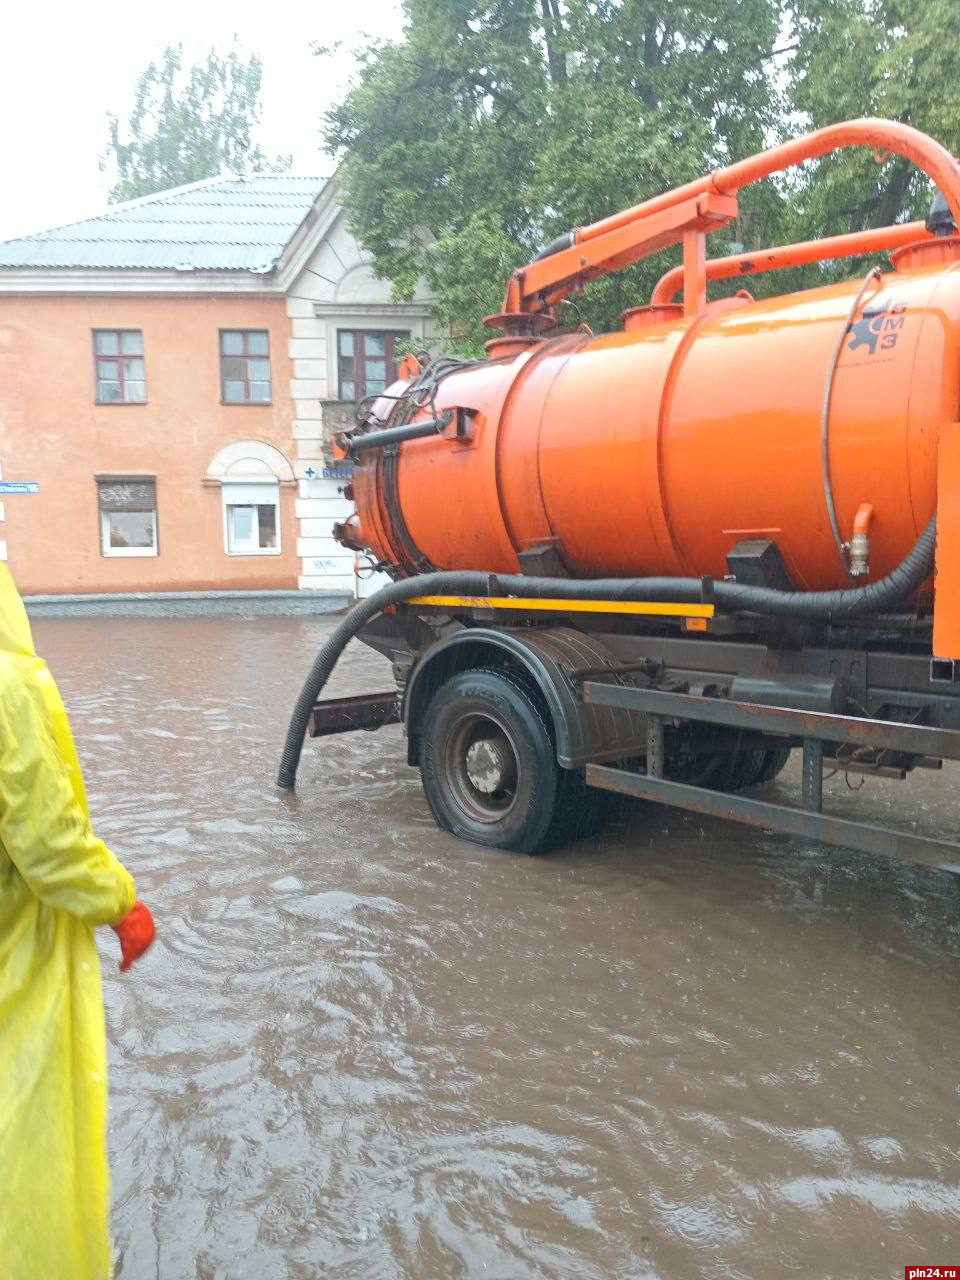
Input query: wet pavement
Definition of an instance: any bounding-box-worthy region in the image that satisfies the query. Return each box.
[35,614,960,1279]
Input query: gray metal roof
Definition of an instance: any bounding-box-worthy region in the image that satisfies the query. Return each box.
[0,175,327,272]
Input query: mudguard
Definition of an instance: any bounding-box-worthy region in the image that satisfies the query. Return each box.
[403,626,647,768]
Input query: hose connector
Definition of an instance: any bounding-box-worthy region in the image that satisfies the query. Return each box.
[849,502,874,577]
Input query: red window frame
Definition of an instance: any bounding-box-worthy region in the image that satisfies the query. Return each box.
[337,330,410,402]
[219,330,271,404]
[93,329,145,404]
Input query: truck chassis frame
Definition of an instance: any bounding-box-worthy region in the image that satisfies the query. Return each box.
[583,684,960,874]
[303,600,960,876]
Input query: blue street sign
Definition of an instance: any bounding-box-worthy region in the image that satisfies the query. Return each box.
[0,482,39,494]
[302,466,354,481]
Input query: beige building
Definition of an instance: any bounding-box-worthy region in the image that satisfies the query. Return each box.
[0,173,437,600]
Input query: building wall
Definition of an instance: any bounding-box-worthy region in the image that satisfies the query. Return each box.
[0,293,299,595]
[285,210,438,593]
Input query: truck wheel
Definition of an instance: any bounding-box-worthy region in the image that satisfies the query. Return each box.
[420,666,580,855]
[728,748,771,789]
[672,752,729,788]
[672,747,767,791]
[753,746,792,785]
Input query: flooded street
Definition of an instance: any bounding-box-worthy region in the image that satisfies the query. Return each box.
[35,614,960,1280]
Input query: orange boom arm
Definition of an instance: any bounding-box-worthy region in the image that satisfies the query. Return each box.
[487,117,960,332]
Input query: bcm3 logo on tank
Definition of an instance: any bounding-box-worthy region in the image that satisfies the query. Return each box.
[846,298,907,355]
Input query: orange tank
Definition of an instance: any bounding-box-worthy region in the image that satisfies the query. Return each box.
[337,119,960,640]
[348,256,960,593]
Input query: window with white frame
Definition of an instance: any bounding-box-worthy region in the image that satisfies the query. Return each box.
[97,475,158,557]
[222,481,280,555]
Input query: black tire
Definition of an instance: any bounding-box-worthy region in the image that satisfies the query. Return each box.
[727,747,771,790]
[752,745,792,785]
[672,747,767,792]
[671,752,730,788]
[419,666,596,855]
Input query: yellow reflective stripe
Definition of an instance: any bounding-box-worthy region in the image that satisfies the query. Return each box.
[406,595,715,618]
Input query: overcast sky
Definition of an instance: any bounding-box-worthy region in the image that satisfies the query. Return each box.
[0,0,404,242]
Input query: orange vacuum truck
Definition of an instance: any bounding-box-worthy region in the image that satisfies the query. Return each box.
[279,118,960,874]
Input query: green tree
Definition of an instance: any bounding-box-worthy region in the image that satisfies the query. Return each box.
[105,43,291,203]
[324,0,784,351]
[782,0,960,281]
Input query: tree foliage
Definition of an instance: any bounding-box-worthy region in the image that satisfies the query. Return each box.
[105,43,291,203]
[325,0,783,350]
[787,0,960,242]
[325,0,960,349]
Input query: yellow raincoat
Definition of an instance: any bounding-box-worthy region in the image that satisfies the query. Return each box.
[0,566,135,1280]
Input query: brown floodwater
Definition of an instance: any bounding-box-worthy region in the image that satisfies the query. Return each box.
[34,614,960,1280]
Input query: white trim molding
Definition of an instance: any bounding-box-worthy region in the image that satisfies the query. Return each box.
[0,268,282,296]
[204,439,295,484]
[312,301,434,319]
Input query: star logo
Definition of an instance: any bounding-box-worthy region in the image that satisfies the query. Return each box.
[304,466,317,479]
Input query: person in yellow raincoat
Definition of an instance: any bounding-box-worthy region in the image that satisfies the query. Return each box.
[0,564,154,1280]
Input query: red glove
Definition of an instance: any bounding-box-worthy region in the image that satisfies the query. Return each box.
[112,900,155,972]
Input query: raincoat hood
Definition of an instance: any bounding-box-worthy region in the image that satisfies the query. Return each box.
[0,565,35,658]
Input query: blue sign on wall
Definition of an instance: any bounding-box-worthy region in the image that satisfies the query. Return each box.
[302,466,353,482]
[0,482,39,494]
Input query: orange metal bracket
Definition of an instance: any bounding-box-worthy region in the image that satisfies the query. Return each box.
[507,191,737,314]
[490,118,960,332]
[682,230,707,318]
[651,221,933,304]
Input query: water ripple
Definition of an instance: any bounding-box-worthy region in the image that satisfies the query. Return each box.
[29,613,960,1280]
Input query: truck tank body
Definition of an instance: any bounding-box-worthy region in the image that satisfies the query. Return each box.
[350,260,960,593]
[281,122,960,870]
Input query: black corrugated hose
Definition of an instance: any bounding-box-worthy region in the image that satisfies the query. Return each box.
[277,516,936,789]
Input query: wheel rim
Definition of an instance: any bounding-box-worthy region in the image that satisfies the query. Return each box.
[444,710,521,823]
